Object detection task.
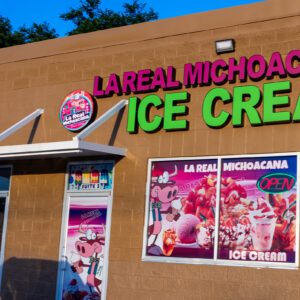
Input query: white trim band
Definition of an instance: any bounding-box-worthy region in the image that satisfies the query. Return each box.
[0,140,125,160]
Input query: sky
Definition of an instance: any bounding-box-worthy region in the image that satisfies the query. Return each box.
[0,0,264,37]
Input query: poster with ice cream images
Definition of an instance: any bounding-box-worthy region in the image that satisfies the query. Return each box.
[145,158,218,259]
[218,155,298,264]
[143,154,299,267]
[62,199,107,300]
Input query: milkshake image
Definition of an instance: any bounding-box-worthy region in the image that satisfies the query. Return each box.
[249,198,277,251]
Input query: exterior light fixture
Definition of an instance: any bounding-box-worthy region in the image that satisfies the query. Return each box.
[215,39,235,54]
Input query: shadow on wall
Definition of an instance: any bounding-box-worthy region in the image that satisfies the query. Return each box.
[0,257,88,300]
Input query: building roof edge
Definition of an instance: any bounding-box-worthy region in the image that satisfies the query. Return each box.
[0,0,299,64]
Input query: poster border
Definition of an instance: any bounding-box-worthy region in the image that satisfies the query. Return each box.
[141,152,299,270]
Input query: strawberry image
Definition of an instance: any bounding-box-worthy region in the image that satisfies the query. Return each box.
[183,200,195,214]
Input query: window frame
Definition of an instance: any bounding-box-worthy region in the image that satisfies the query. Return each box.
[142,153,299,269]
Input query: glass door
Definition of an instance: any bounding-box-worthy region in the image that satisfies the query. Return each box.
[57,194,112,300]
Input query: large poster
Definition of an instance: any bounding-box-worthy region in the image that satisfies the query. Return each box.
[145,159,218,259]
[143,154,299,268]
[62,198,107,300]
[218,155,297,264]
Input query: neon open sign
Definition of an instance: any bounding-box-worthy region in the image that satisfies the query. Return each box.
[257,173,296,194]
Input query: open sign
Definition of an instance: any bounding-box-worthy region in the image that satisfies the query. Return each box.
[257,173,296,194]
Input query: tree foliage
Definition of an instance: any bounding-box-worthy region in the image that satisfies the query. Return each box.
[0,0,158,48]
[0,16,23,48]
[60,0,158,35]
[18,23,58,43]
[0,16,58,48]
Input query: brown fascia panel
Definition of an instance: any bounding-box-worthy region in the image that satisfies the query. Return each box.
[0,0,299,64]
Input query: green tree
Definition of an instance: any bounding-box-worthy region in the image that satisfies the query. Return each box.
[0,16,24,48]
[0,15,58,48]
[60,0,158,35]
[18,22,58,43]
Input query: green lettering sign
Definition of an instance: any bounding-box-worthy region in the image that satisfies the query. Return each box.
[293,95,300,122]
[202,88,231,128]
[164,92,189,131]
[232,85,262,126]
[263,81,291,124]
[127,97,139,133]
[138,94,163,132]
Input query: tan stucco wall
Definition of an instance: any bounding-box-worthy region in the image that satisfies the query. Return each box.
[0,0,300,298]
[1,160,66,299]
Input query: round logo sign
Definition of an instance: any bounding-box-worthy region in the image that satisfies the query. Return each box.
[59,90,96,132]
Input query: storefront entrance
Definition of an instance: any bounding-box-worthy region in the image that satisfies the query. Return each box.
[56,162,114,300]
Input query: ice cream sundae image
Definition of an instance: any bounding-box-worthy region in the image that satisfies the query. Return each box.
[196,222,214,249]
[218,175,296,260]
[248,198,277,251]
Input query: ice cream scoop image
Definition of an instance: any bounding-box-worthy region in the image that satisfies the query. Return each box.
[176,214,200,243]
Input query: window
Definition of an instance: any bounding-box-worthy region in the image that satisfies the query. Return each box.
[0,168,11,191]
[142,154,298,269]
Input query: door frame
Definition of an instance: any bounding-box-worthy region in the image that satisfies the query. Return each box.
[0,164,12,291]
[0,191,10,290]
[55,160,115,300]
